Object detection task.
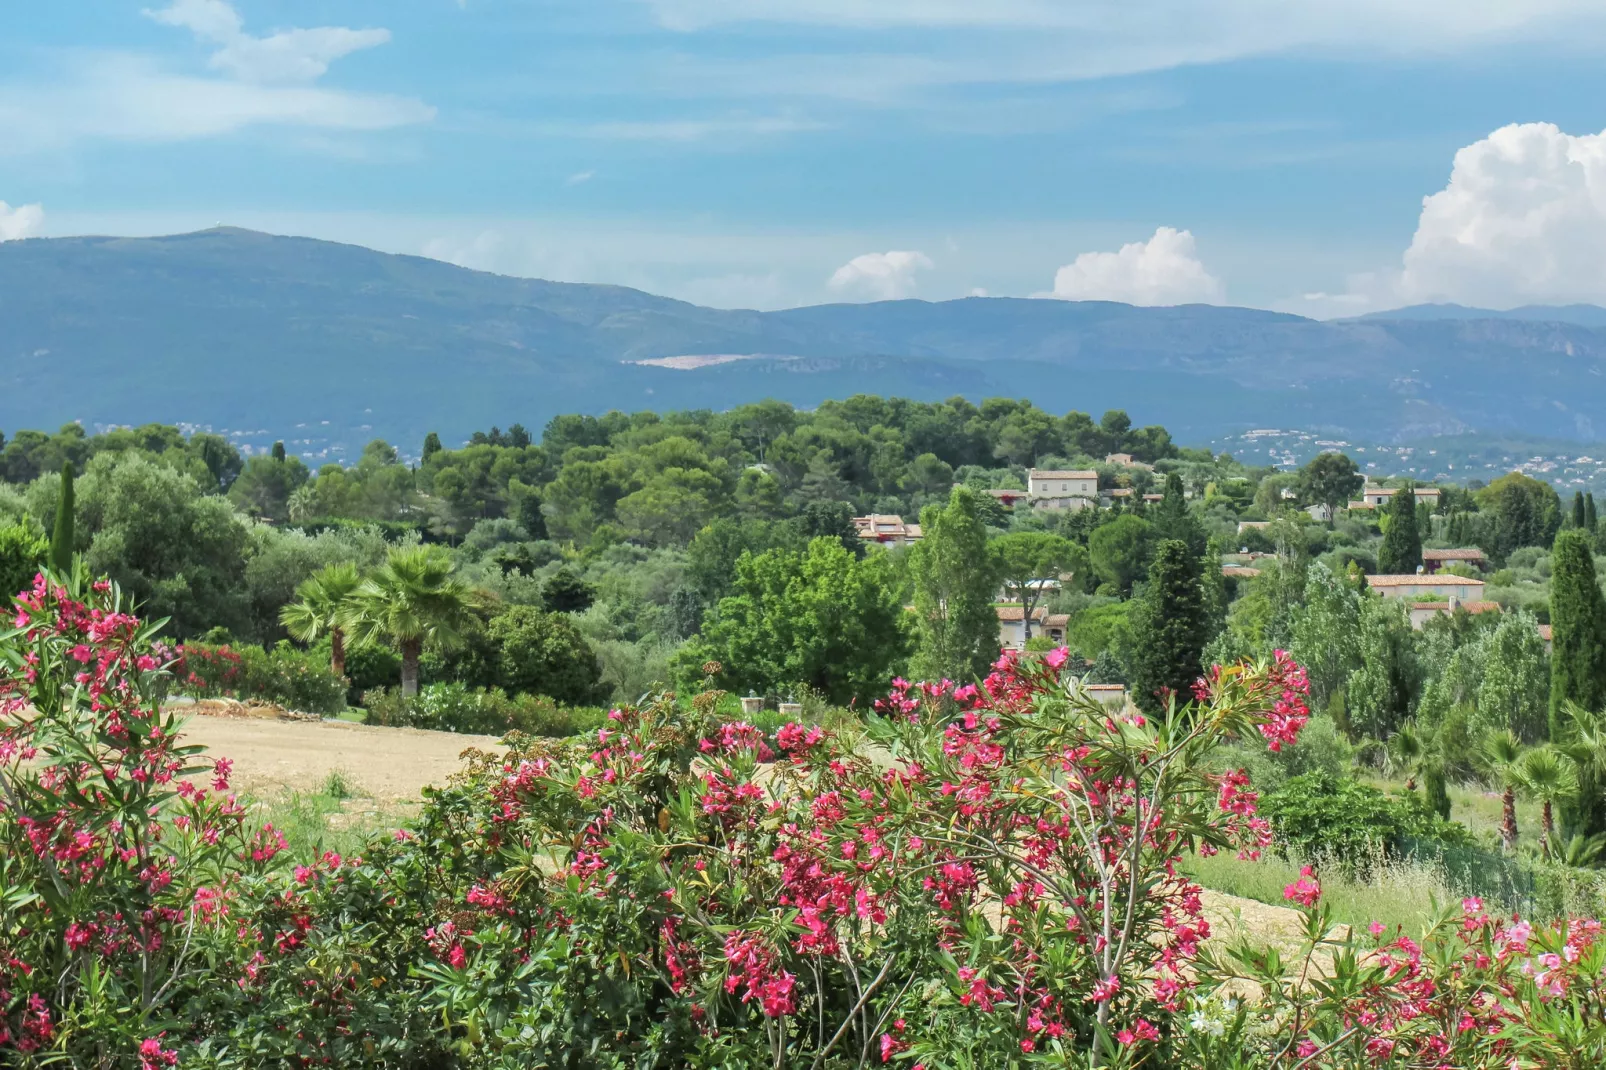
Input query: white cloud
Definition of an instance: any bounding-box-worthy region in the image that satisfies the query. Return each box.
[565,170,596,185]
[1045,227,1224,305]
[828,250,934,300]
[145,0,391,84]
[1395,122,1606,307]
[0,200,44,241]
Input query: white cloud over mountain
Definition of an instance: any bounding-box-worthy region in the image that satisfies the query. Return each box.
[828,250,933,300]
[1046,227,1223,306]
[0,201,44,241]
[145,0,392,84]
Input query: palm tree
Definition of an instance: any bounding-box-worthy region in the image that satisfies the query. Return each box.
[1517,746,1581,861]
[287,485,319,524]
[279,563,363,678]
[1477,730,1526,854]
[339,546,472,697]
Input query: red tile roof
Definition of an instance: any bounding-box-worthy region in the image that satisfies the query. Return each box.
[1030,469,1098,480]
[1222,566,1262,578]
[995,606,1049,623]
[1409,600,1501,614]
[1367,574,1485,587]
[1423,548,1486,561]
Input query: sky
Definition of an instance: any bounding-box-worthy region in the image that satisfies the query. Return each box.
[6,1,1606,314]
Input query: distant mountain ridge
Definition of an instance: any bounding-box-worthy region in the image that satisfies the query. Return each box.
[5,227,1606,458]
[1352,303,1606,328]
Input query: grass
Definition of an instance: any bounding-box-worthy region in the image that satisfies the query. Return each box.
[1184,850,1457,939]
[254,769,408,862]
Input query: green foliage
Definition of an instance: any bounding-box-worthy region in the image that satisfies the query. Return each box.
[688,536,912,705]
[484,604,610,706]
[363,682,607,736]
[1298,451,1364,523]
[49,461,74,572]
[908,486,997,683]
[0,517,47,602]
[341,545,474,697]
[228,451,311,521]
[539,565,595,613]
[1550,529,1606,742]
[1377,481,1422,574]
[1347,596,1421,740]
[1088,512,1153,595]
[1289,561,1364,711]
[175,640,349,715]
[1479,471,1563,562]
[1126,538,1208,713]
[1260,770,1470,872]
[991,530,1084,638]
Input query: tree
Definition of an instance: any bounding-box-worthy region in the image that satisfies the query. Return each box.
[1478,472,1561,562]
[689,537,912,706]
[422,432,443,464]
[1589,492,1599,534]
[1126,539,1208,714]
[341,546,474,697]
[1376,483,1422,574]
[908,486,998,684]
[1150,473,1206,557]
[1088,514,1153,595]
[1574,491,1588,530]
[1549,529,1606,742]
[0,519,47,601]
[1346,597,1420,740]
[228,453,311,522]
[991,532,1084,642]
[1477,730,1526,854]
[485,606,608,706]
[1298,452,1363,526]
[793,500,862,557]
[541,566,595,614]
[50,462,74,574]
[1475,611,1550,743]
[1289,561,1364,712]
[279,563,363,678]
[1518,746,1580,860]
[271,441,287,463]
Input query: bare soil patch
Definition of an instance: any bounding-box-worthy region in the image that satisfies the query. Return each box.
[173,711,504,801]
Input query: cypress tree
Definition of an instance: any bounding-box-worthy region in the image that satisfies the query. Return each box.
[1574,492,1587,530]
[1589,492,1600,534]
[271,440,287,463]
[909,486,998,684]
[422,432,443,463]
[49,462,74,574]
[1377,482,1422,574]
[1549,529,1606,742]
[1127,538,1207,715]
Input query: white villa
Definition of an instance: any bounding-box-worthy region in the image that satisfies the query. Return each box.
[1027,469,1098,512]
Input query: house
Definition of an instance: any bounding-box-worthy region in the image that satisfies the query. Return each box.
[1084,683,1129,709]
[1539,623,1553,655]
[1237,520,1271,534]
[1101,487,1135,507]
[1027,469,1098,512]
[997,578,1063,602]
[1142,493,1165,504]
[1367,574,1486,602]
[1222,566,1262,579]
[1104,453,1154,472]
[1422,548,1487,574]
[996,606,1069,651]
[984,488,1029,507]
[852,514,923,547]
[1361,486,1442,508]
[1306,504,1332,523]
[1407,599,1501,630]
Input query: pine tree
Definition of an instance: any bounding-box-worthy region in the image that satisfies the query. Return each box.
[909,486,998,684]
[1549,529,1606,742]
[1377,482,1422,574]
[49,462,74,574]
[1127,538,1207,714]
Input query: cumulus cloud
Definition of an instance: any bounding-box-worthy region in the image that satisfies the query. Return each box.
[0,200,44,241]
[828,250,934,300]
[1394,122,1606,307]
[1045,227,1224,306]
[145,0,391,84]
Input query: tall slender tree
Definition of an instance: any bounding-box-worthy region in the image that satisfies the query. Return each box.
[1588,492,1599,534]
[340,547,473,697]
[1478,730,1526,854]
[909,486,998,683]
[1376,482,1422,574]
[280,563,364,677]
[49,462,74,574]
[1549,529,1606,742]
[1574,491,1588,530]
[1127,538,1207,714]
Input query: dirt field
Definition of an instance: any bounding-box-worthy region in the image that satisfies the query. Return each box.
[175,711,503,801]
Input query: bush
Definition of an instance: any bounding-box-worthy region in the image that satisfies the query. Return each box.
[363,682,607,737]
[175,639,347,715]
[1260,769,1471,871]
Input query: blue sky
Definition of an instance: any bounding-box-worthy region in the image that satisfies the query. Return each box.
[6,1,1606,312]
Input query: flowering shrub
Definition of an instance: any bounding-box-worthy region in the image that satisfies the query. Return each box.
[0,573,276,1063]
[6,584,1606,1068]
[173,640,347,716]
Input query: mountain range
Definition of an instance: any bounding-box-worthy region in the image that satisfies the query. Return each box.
[5,227,1606,460]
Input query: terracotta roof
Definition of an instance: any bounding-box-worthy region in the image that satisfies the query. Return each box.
[1142,493,1165,502]
[1409,600,1501,614]
[1423,548,1486,561]
[1366,486,1441,497]
[996,606,1049,623]
[1085,684,1127,694]
[853,514,921,540]
[1108,488,1135,498]
[985,488,1028,500]
[1031,469,1098,480]
[1222,566,1262,578]
[1347,501,1377,510]
[1367,574,1485,588]
[1044,613,1070,628]
[1539,624,1554,641]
